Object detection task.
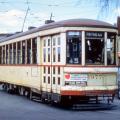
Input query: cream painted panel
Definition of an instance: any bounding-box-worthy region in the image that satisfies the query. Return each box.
[105,74,117,86]
[64,67,118,73]
[0,66,41,90]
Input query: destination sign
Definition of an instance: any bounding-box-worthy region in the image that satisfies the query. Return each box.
[68,31,81,36]
[85,32,104,38]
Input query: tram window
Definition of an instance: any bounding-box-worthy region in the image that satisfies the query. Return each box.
[107,33,116,65]
[48,76,50,84]
[53,48,56,62]
[58,37,61,45]
[58,77,60,85]
[43,48,46,62]
[66,31,81,64]
[44,67,46,74]
[53,77,55,84]
[13,43,16,64]
[86,39,104,64]
[32,38,37,64]
[9,44,12,64]
[22,41,25,64]
[53,67,55,74]
[48,48,50,62]
[0,47,2,64]
[43,39,46,47]
[58,67,60,74]
[48,39,50,46]
[2,46,5,64]
[6,45,8,64]
[27,40,31,64]
[17,42,21,64]
[53,38,56,46]
[48,67,50,74]
[58,47,61,62]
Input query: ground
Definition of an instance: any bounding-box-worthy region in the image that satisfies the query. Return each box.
[0,89,120,120]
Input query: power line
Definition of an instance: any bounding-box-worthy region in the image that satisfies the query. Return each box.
[21,0,30,32]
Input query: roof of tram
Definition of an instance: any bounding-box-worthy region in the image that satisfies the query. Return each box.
[0,18,117,43]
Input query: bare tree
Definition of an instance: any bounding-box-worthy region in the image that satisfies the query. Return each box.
[76,0,120,17]
[99,0,120,16]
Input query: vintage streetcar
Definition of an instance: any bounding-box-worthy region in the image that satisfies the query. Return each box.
[0,19,118,105]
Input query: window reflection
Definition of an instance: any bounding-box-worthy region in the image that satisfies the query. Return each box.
[66,32,81,64]
[107,33,116,65]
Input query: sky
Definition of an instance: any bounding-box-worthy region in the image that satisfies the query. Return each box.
[0,0,120,33]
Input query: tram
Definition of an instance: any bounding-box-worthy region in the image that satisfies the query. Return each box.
[0,19,118,105]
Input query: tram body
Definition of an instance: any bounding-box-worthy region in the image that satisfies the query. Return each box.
[0,19,118,104]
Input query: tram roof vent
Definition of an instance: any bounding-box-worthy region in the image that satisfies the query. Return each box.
[45,20,55,24]
[28,26,36,30]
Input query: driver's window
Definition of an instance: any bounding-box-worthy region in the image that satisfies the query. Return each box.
[66,31,81,64]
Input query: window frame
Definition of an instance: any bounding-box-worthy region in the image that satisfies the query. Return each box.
[66,31,82,64]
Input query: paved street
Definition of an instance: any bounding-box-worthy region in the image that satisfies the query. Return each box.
[0,89,120,120]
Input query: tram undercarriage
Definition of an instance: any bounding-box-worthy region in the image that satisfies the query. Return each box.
[0,82,116,106]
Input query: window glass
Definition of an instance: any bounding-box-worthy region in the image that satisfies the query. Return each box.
[27,40,31,64]
[43,48,46,62]
[58,37,60,45]
[48,76,50,84]
[53,67,55,74]
[48,48,50,62]
[22,41,25,64]
[53,38,56,46]
[107,33,116,65]
[53,77,55,84]
[44,39,46,47]
[85,32,104,64]
[6,45,9,64]
[48,39,50,46]
[58,77,60,85]
[58,67,60,74]
[17,42,21,64]
[13,43,16,64]
[0,47,2,64]
[58,47,60,62]
[9,45,12,64]
[32,38,37,64]
[44,67,46,74]
[53,48,56,62]
[48,67,50,74]
[66,31,81,64]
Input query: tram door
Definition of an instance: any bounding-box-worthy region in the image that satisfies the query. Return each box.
[42,37,52,93]
[51,35,61,93]
[42,35,61,94]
